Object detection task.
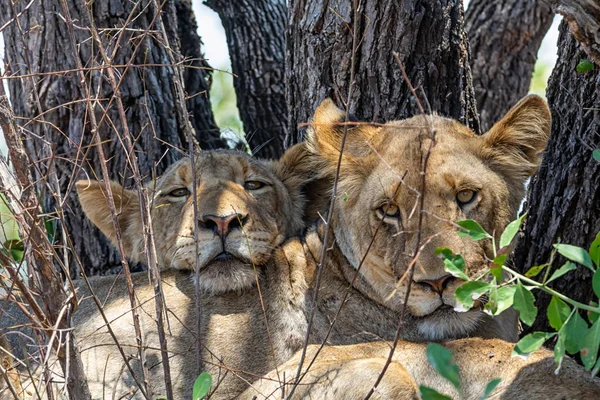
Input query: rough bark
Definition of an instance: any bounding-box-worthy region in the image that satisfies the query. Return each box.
[466,0,554,131]
[551,0,600,65]
[512,21,600,334]
[206,0,287,159]
[0,0,223,276]
[285,0,480,146]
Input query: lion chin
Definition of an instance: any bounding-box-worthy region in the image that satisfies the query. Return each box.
[414,307,483,341]
[192,253,260,295]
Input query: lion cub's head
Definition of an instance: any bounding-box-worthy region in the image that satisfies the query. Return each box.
[76,147,309,294]
[307,95,551,340]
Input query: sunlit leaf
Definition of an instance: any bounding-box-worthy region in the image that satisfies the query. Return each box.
[436,247,469,281]
[576,59,595,73]
[547,262,577,284]
[547,296,571,331]
[419,385,452,400]
[564,311,588,354]
[554,332,566,374]
[513,282,537,326]
[455,281,491,309]
[512,332,556,357]
[525,264,546,278]
[499,215,525,249]
[581,317,600,370]
[494,286,516,315]
[554,244,594,271]
[457,220,492,241]
[491,254,506,281]
[594,269,600,298]
[426,343,461,391]
[192,372,212,400]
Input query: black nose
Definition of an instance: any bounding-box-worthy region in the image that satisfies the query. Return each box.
[199,213,247,238]
[415,275,456,295]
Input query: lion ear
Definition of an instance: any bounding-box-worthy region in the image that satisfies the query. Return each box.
[76,180,141,258]
[269,142,331,228]
[306,99,378,166]
[481,94,551,182]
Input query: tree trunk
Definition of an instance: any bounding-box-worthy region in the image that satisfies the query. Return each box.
[0,0,222,276]
[551,0,600,65]
[466,0,554,131]
[512,21,600,334]
[285,0,480,146]
[206,0,287,159]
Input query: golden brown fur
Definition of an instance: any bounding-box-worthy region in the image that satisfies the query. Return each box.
[1,96,558,399]
[303,95,550,341]
[242,339,600,399]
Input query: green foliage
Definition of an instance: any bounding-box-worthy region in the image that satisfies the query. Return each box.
[192,372,212,400]
[480,378,501,400]
[419,385,452,400]
[529,60,551,97]
[593,149,600,162]
[443,216,600,376]
[576,59,595,74]
[436,247,469,281]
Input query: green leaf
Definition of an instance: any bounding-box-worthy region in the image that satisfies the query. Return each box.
[547,262,577,284]
[589,302,600,325]
[419,386,452,400]
[512,332,556,357]
[192,372,212,400]
[594,269,600,298]
[436,247,469,281]
[499,215,525,248]
[554,332,567,374]
[457,220,492,241]
[525,264,546,278]
[547,296,571,331]
[481,378,501,400]
[554,244,595,271]
[491,255,506,281]
[593,356,600,377]
[564,311,588,354]
[494,286,516,315]
[593,149,600,162]
[455,281,492,309]
[581,317,600,370]
[590,232,600,268]
[576,59,595,73]
[426,343,461,391]
[513,282,537,326]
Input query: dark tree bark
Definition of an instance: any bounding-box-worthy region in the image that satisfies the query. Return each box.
[0,0,223,276]
[551,0,600,65]
[512,21,600,334]
[206,0,287,159]
[466,0,554,131]
[285,0,480,146]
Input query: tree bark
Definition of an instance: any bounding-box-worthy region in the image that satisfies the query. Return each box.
[0,0,222,276]
[206,0,287,159]
[466,0,554,131]
[551,0,600,65]
[512,21,600,334]
[285,0,480,146]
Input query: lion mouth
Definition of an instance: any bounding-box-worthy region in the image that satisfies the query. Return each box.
[213,251,235,261]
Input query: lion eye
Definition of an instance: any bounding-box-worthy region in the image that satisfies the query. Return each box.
[456,189,477,206]
[168,188,190,197]
[244,180,265,190]
[379,203,400,218]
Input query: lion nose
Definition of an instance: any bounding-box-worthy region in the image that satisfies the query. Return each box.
[415,275,455,295]
[200,213,247,238]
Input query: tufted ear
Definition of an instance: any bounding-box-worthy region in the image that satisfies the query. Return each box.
[266,142,330,228]
[306,99,379,171]
[76,180,142,259]
[481,95,551,182]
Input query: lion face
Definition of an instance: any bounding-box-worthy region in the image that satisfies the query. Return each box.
[77,147,309,294]
[308,96,550,340]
